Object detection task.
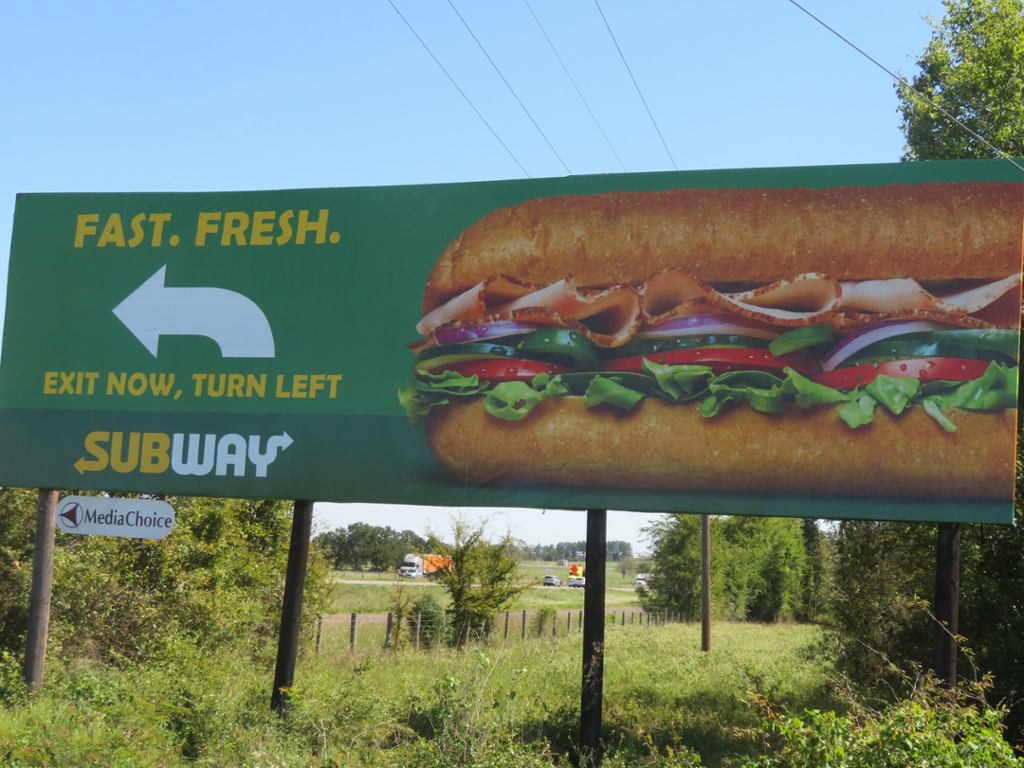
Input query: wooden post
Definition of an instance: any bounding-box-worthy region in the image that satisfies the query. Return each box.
[521,609,527,641]
[702,513,712,653]
[933,522,960,685]
[416,613,422,651]
[315,615,323,654]
[384,612,393,650]
[580,509,607,765]
[349,612,357,651]
[504,611,510,642]
[24,489,58,691]
[271,500,314,714]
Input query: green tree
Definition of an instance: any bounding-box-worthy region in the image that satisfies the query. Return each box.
[637,514,703,618]
[433,518,526,646]
[640,515,808,622]
[897,0,1024,160]
[2,493,330,667]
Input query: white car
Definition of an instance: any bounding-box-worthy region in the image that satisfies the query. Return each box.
[568,576,585,588]
[542,575,561,587]
[398,568,423,578]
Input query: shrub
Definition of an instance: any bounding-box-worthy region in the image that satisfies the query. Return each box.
[408,593,448,649]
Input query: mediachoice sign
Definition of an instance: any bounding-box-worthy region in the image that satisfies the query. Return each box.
[1,160,1021,523]
[56,496,174,539]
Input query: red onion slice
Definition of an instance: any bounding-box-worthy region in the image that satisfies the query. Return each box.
[822,321,956,371]
[636,314,780,342]
[434,321,543,345]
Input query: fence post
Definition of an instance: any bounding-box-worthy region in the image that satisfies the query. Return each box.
[384,612,393,650]
[415,613,421,652]
[578,610,582,631]
[568,612,572,633]
[621,611,625,626]
[315,615,323,654]
[504,611,510,642]
[522,609,527,641]
[553,612,557,637]
[349,612,357,651]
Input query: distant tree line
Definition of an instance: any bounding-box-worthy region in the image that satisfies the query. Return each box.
[315,523,431,572]
[511,539,633,562]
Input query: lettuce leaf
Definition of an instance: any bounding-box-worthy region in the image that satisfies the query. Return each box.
[838,395,878,428]
[782,368,852,408]
[700,371,789,416]
[866,374,919,416]
[584,375,645,410]
[400,360,1018,430]
[641,359,713,401]
[485,381,546,421]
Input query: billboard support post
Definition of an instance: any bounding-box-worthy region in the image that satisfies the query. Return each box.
[23,489,58,691]
[580,509,607,765]
[701,514,711,653]
[271,499,314,715]
[933,522,960,685]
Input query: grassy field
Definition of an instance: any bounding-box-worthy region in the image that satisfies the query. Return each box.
[0,621,832,767]
[328,561,641,615]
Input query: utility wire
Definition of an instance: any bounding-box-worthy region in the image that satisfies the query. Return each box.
[593,0,678,170]
[787,0,1024,175]
[387,0,531,177]
[524,0,628,173]
[447,0,573,175]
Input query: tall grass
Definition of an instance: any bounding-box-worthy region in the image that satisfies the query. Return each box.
[0,622,830,767]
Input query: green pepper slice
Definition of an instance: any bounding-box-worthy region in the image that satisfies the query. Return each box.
[604,334,772,359]
[844,340,1016,367]
[513,329,602,371]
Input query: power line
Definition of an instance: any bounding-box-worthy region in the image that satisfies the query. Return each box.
[787,0,1024,175]
[387,0,531,178]
[447,0,573,175]
[523,0,627,173]
[593,0,678,170]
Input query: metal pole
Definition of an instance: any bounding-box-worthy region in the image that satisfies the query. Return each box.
[933,522,960,685]
[702,514,711,653]
[271,499,314,714]
[23,489,58,691]
[416,613,422,652]
[580,509,607,765]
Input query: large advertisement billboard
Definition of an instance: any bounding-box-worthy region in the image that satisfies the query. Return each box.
[1,160,1021,523]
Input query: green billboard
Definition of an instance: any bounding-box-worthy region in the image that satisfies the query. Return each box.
[1,160,1020,523]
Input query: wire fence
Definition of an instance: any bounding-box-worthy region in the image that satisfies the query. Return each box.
[315,608,685,655]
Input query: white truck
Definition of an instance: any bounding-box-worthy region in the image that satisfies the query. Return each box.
[398,554,424,578]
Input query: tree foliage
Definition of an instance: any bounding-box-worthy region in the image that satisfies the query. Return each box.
[825,0,1024,744]
[638,514,810,622]
[897,0,1024,160]
[433,518,527,646]
[0,492,330,668]
[316,523,425,572]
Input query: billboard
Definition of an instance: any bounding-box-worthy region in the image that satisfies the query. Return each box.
[1,160,1021,523]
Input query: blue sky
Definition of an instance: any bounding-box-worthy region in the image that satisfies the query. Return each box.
[1,0,944,550]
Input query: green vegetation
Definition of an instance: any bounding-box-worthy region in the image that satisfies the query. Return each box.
[639,516,809,623]
[4,620,1016,766]
[896,0,1024,160]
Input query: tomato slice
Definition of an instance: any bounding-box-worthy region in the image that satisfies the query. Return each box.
[603,347,821,376]
[812,358,992,389]
[437,359,572,383]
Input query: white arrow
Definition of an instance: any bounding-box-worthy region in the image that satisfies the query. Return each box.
[113,266,275,358]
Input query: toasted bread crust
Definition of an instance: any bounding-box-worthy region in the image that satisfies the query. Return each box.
[424,183,1024,313]
[423,398,1017,499]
